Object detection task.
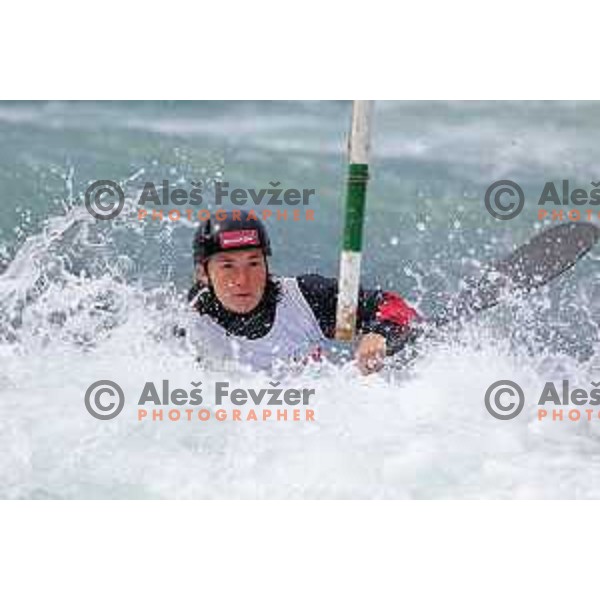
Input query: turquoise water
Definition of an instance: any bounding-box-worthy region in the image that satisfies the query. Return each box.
[1,101,599,498]
[2,100,599,280]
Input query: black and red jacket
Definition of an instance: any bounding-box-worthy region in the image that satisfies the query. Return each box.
[188,273,419,355]
[296,274,419,354]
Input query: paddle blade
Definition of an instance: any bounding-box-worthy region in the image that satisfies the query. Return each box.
[434,222,600,326]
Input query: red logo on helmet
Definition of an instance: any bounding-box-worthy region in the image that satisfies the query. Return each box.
[219,229,260,249]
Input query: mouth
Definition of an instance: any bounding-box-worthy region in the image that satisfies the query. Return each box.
[231,293,256,306]
[227,293,259,314]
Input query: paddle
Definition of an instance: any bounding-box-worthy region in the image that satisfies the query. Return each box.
[388,222,600,360]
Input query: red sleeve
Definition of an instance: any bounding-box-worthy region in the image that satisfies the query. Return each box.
[375,291,419,327]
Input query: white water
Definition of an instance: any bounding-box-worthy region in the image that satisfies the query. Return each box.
[1,212,600,499]
[3,322,600,498]
[2,101,600,498]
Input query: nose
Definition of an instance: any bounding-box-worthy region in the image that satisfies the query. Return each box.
[232,267,250,289]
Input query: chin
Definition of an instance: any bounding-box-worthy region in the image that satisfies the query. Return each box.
[226,300,260,314]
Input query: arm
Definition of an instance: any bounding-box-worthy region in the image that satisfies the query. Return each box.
[296,274,419,362]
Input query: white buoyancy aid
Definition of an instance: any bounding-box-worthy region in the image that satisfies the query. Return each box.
[186,277,325,371]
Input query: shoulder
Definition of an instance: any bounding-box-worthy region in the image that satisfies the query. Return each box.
[296,273,337,296]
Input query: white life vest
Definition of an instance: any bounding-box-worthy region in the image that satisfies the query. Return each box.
[186,277,324,371]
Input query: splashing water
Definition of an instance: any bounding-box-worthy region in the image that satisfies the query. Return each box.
[1,101,600,498]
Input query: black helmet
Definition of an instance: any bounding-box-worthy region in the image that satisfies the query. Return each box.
[193,210,272,264]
